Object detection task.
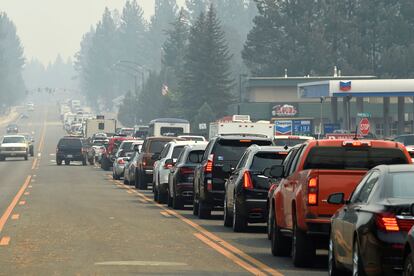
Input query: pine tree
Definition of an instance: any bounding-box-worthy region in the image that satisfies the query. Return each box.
[180,4,234,120]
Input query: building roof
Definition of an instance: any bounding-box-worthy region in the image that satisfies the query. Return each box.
[246,76,376,88]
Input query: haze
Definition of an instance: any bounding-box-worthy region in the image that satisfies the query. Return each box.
[1,0,183,65]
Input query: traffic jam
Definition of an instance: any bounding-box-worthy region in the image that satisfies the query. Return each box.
[51,99,414,276]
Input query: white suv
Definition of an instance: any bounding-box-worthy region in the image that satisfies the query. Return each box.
[0,135,29,161]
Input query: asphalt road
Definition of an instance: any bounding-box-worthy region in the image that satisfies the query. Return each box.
[0,105,327,275]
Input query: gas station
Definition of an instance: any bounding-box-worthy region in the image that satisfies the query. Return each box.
[298,79,414,137]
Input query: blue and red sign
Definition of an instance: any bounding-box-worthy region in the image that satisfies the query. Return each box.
[275,121,292,135]
[339,81,352,91]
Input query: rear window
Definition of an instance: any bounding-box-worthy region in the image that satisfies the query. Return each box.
[304,147,408,170]
[187,150,204,163]
[160,127,184,136]
[172,146,184,159]
[274,139,308,147]
[212,139,272,162]
[120,142,133,150]
[149,140,169,153]
[250,152,287,171]
[58,138,82,147]
[386,172,414,199]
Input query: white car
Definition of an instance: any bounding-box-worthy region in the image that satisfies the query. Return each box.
[153,140,205,203]
[178,135,206,142]
[0,135,29,161]
[112,140,144,180]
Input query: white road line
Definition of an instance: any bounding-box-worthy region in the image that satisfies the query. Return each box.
[37,153,41,157]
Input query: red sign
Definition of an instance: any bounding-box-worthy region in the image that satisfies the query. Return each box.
[272,104,298,117]
[359,118,370,136]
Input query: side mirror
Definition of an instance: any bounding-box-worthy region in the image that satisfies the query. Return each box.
[222,163,234,173]
[123,157,130,162]
[327,193,345,205]
[165,158,174,166]
[270,165,284,178]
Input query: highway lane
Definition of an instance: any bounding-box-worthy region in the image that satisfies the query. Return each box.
[0,105,327,275]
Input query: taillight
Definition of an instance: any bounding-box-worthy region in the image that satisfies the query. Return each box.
[307,177,318,206]
[118,159,125,165]
[204,154,214,173]
[376,213,400,232]
[243,171,253,189]
[164,163,173,169]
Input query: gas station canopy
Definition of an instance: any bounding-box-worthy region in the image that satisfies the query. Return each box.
[298,79,414,98]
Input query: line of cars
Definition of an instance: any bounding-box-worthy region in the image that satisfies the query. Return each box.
[99,128,414,275]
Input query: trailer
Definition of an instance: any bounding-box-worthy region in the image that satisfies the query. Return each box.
[84,117,117,138]
[209,115,274,139]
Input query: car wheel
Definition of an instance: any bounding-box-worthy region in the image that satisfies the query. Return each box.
[153,185,159,202]
[167,188,173,207]
[232,199,247,232]
[89,158,95,165]
[292,217,315,267]
[24,154,28,161]
[113,171,119,180]
[123,175,129,184]
[137,171,147,190]
[82,158,87,166]
[352,239,366,276]
[329,237,344,276]
[158,187,167,204]
[223,195,232,227]
[267,204,273,240]
[56,159,62,166]
[198,200,211,219]
[172,189,183,210]
[193,193,199,216]
[270,207,291,256]
[404,252,413,276]
[65,160,70,166]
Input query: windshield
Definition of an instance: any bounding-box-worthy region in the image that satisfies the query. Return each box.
[304,147,408,170]
[149,141,169,154]
[2,136,25,143]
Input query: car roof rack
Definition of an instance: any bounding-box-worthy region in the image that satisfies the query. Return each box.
[218,133,269,138]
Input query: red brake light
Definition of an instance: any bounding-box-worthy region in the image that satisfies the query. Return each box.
[243,171,253,189]
[307,177,318,205]
[118,159,125,165]
[164,163,173,169]
[239,139,252,143]
[342,141,371,147]
[376,213,400,232]
[205,154,214,173]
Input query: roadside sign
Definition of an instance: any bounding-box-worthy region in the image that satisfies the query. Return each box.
[199,123,207,130]
[275,121,292,135]
[357,112,371,118]
[359,118,370,136]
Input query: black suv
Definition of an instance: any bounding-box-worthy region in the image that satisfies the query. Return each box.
[193,135,273,219]
[56,136,88,166]
[223,145,288,232]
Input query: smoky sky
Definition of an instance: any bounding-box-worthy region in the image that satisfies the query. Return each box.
[1,0,183,65]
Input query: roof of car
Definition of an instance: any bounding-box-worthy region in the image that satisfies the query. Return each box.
[308,139,404,148]
[377,164,414,173]
[214,134,272,141]
[145,136,185,141]
[149,118,189,124]
[3,134,25,138]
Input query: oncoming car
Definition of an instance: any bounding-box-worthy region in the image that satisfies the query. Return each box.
[0,135,29,161]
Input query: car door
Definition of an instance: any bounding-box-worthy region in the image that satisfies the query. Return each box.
[227,151,249,209]
[341,170,380,266]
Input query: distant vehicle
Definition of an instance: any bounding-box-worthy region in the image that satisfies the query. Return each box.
[118,127,134,137]
[153,140,197,203]
[133,125,149,139]
[56,136,88,166]
[84,118,116,138]
[6,124,18,134]
[193,135,273,219]
[70,99,81,111]
[112,140,143,180]
[134,136,184,190]
[393,134,414,159]
[329,165,414,275]
[20,133,35,156]
[269,139,412,267]
[224,145,288,232]
[167,143,207,209]
[20,113,29,119]
[148,118,190,137]
[273,135,314,149]
[209,115,274,139]
[0,135,29,161]
[26,102,34,111]
[100,136,132,171]
[177,135,206,142]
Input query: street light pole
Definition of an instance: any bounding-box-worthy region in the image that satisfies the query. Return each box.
[319,97,325,139]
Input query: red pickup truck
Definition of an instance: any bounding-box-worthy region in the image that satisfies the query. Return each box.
[268,139,412,267]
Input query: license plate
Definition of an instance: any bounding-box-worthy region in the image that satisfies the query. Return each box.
[67,155,73,158]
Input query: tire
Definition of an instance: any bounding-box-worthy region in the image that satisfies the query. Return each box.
[158,187,167,204]
[30,148,34,156]
[82,158,87,166]
[167,189,173,207]
[232,199,247,232]
[223,196,232,227]
[24,154,28,161]
[89,158,95,165]
[404,252,413,276]
[270,207,291,256]
[352,239,366,276]
[123,176,129,185]
[198,200,211,219]
[193,194,199,216]
[292,218,315,267]
[113,171,120,180]
[65,160,70,166]
[329,237,344,276]
[137,171,148,190]
[267,204,273,240]
[172,189,183,210]
[153,185,159,202]
[56,159,62,166]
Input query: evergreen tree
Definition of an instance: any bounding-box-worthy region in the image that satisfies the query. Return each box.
[180,5,234,120]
